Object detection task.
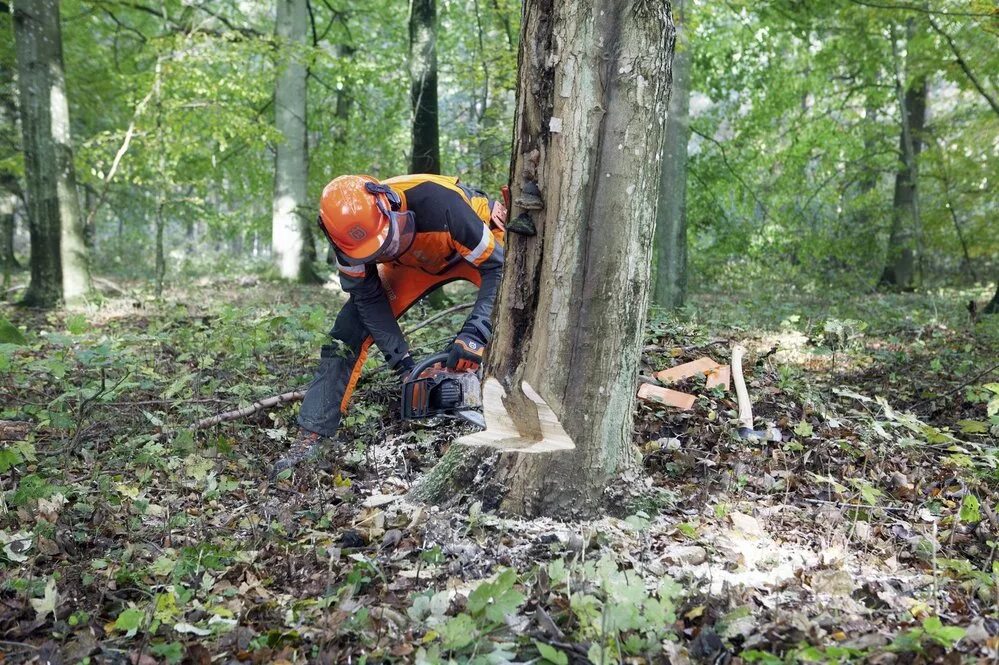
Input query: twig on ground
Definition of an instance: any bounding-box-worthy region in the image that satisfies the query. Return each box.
[799,497,909,513]
[191,390,305,430]
[907,361,999,410]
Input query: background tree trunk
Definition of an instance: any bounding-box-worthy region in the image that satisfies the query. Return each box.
[409,0,441,175]
[881,24,925,291]
[272,0,317,283]
[653,0,690,310]
[483,0,674,518]
[14,0,91,307]
[327,43,356,267]
[410,0,445,305]
[985,277,999,316]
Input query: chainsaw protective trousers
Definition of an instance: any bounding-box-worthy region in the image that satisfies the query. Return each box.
[297,261,485,438]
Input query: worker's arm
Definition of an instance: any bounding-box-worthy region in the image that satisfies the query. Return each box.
[335,252,412,373]
[447,202,505,343]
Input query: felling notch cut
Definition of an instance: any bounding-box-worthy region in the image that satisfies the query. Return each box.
[455,377,576,453]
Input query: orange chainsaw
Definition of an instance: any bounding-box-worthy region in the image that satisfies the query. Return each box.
[401,353,485,428]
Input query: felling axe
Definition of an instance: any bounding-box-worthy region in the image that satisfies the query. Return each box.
[455,377,575,453]
[730,344,780,441]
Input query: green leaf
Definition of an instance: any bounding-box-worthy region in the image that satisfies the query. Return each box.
[439,613,476,651]
[114,607,145,637]
[535,640,569,665]
[959,494,981,524]
[957,419,988,434]
[794,420,813,437]
[150,642,184,665]
[0,317,26,345]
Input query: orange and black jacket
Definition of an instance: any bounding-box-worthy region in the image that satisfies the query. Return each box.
[332,174,505,368]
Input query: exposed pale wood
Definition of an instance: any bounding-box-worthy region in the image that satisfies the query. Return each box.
[456,378,575,453]
[705,365,730,391]
[655,356,721,384]
[636,383,695,411]
[731,345,754,429]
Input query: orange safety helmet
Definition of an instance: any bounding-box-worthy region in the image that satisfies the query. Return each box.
[317,175,415,265]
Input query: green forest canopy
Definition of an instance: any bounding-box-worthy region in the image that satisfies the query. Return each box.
[0,0,995,293]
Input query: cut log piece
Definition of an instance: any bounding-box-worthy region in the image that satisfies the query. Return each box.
[705,365,731,391]
[456,378,575,453]
[637,384,696,410]
[655,357,721,384]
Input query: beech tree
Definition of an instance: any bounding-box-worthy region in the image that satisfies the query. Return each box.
[409,0,441,174]
[13,0,91,307]
[880,22,926,290]
[431,0,675,518]
[653,0,690,309]
[272,0,316,282]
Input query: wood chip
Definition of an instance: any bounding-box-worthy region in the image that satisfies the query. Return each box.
[705,365,731,391]
[655,357,722,384]
[637,384,696,410]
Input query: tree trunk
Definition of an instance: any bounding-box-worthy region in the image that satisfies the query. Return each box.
[327,43,356,267]
[1,192,17,293]
[480,0,674,518]
[409,0,446,306]
[272,0,317,283]
[13,0,91,307]
[653,0,690,310]
[880,24,925,291]
[984,278,999,316]
[409,0,441,174]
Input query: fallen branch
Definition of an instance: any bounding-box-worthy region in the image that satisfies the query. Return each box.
[907,361,999,410]
[191,390,305,430]
[189,301,475,429]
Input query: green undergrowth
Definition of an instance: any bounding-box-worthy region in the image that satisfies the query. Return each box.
[1,280,998,663]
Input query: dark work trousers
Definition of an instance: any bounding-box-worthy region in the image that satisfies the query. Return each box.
[297,260,484,438]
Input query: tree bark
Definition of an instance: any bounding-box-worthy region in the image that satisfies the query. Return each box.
[272,0,318,282]
[325,43,356,267]
[880,24,925,291]
[1,192,17,293]
[653,0,689,310]
[480,0,674,518]
[984,278,999,316]
[409,0,446,306]
[409,0,441,174]
[13,0,91,307]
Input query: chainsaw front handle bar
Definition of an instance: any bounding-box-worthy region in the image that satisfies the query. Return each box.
[409,352,451,379]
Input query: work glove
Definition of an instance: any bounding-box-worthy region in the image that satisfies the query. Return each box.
[393,354,415,380]
[446,333,485,372]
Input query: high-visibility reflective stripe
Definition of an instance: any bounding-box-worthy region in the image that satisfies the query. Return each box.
[464,227,494,265]
[337,261,365,277]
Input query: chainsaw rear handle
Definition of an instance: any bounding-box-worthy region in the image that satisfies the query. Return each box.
[408,352,450,379]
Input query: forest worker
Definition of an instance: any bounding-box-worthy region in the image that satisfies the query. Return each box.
[273,174,507,473]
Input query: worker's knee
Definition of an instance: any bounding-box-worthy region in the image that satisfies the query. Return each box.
[327,301,366,354]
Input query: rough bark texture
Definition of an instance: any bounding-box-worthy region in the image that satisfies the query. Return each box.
[483,0,674,518]
[653,0,689,310]
[272,0,316,282]
[409,0,441,174]
[13,0,91,307]
[881,24,925,291]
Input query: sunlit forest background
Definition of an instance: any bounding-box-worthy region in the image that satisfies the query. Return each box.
[2,0,994,296]
[2,1,999,663]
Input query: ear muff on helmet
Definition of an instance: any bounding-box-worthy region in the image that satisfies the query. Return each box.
[364,181,402,211]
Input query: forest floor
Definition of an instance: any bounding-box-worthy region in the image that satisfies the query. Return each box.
[1,277,998,664]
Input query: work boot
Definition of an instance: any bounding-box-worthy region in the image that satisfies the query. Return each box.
[273,430,325,476]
